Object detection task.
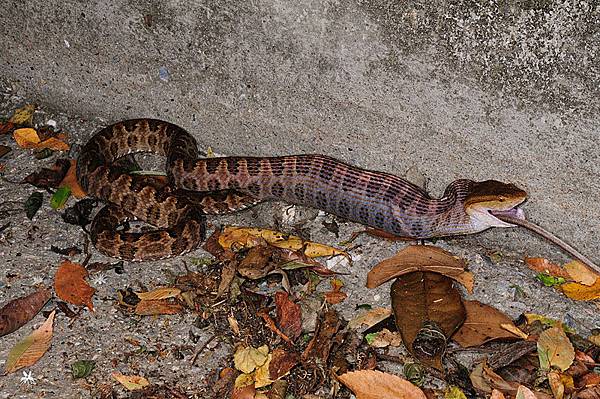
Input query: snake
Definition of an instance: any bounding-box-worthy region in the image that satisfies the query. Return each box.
[77,119,599,273]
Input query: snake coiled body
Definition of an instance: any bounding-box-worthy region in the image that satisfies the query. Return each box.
[77,119,526,261]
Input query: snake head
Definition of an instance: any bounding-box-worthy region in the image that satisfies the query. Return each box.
[464,180,527,229]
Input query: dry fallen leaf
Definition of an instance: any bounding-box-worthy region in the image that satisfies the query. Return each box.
[392,271,465,370]
[111,372,150,390]
[338,370,427,399]
[560,279,600,301]
[234,345,270,374]
[275,291,302,341]
[490,390,506,399]
[453,300,523,347]
[537,326,575,371]
[58,159,86,198]
[268,348,298,381]
[547,371,565,399]
[563,260,599,286]
[348,307,393,330]
[324,278,347,304]
[0,288,52,337]
[135,287,181,301]
[515,385,538,399]
[54,260,95,311]
[218,226,348,259]
[13,128,69,151]
[5,310,55,373]
[9,104,35,125]
[134,299,183,316]
[366,328,402,348]
[367,245,474,293]
[525,257,571,279]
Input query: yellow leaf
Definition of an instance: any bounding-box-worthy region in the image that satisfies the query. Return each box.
[219,227,348,259]
[36,136,70,151]
[537,326,575,371]
[338,370,427,399]
[253,353,273,388]
[9,104,35,125]
[234,373,255,389]
[135,287,181,300]
[564,260,599,286]
[560,278,600,301]
[234,345,269,374]
[445,386,467,399]
[5,310,55,373]
[500,323,528,339]
[111,372,150,390]
[13,128,41,148]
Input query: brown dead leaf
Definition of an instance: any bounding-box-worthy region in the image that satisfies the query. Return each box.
[338,370,427,399]
[0,121,16,135]
[470,361,521,395]
[134,300,183,315]
[453,300,523,347]
[135,287,181,301]
[54,260,95,311]
[0,288,52,337]
[5,310,55,373]
[548,371,565,399]
[0,145,11,158]
[58,159,86,198]
[275,291,302,340]
[576,385,600,399]
[302,310,341,363]
[111,372,150,390]
[13,128,69,151]
[268,348,298,381]
[348,307,393,330]
[564,260,599,286]
[561,278,600,300]
[537,326,575,371]
[515,385,538,399]
[525,257,571,279]
[324,278,347,304]
[24,158,71,189]
[367,245,473,293]
[392,271,465,370]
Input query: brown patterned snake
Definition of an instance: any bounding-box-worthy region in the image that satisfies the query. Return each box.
[77,119,599,272]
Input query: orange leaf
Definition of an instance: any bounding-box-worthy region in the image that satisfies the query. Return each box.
[54,260,95,311]
[525,258,571,279]
[58,159,86,198]
[37,136,70,151]
[324,278,347,304]
[13,128,41,148]
[134,299,183,315]
[5,310,55,373]
[338,370,427,399]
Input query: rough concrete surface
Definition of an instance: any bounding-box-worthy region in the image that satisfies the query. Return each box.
[0,0,599,397]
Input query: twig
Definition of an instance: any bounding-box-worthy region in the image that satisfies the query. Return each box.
[190,335,216,365]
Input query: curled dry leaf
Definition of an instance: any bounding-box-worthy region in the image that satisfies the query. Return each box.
[5,310,55,373]
[111,372,150,390]
[0,288,52,337]
[135,287,181,301]
[537,326,575,371]
[54,260,95,311]
[367,245,473,293]
[24,158,71,189]
[524,257,571,279]
[338,370,427,399]
[391,271,465,370]
[453,300,524,348]
[218,226,349,259]
[13,128,69,151]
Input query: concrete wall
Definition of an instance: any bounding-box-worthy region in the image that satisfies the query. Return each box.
[1,0,599,259]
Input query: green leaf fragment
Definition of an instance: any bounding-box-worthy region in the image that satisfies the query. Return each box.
[365,332,377,345]
[71,360,95,378]
[50,186,71,209]
[25,192,43,219]
[536,273,565,287]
